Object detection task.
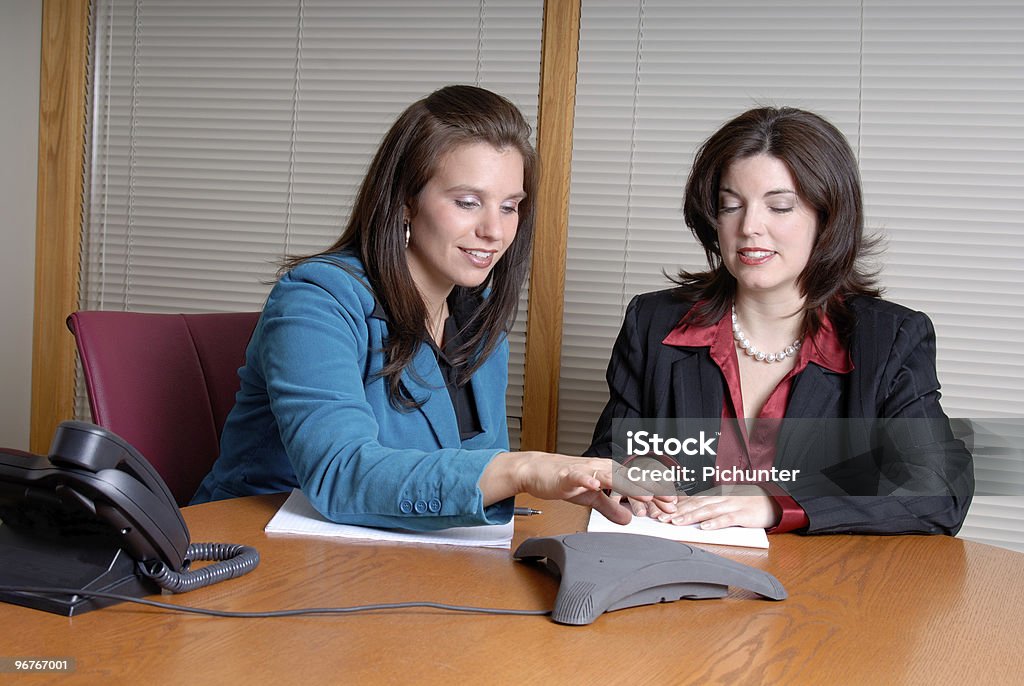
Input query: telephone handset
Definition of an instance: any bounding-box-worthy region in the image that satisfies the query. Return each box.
[0,421,258,615]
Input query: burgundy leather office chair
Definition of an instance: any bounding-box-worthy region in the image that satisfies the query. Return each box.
[67,311,260,506]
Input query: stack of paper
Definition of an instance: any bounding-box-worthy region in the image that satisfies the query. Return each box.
[588,509,769,549]
[264,488,514,549]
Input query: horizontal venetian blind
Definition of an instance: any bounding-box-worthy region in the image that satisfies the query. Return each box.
[858,0,1024,550]
[562,0,1024,551]
[82,0,543,447]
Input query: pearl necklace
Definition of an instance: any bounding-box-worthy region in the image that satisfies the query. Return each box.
[731,304,801,364]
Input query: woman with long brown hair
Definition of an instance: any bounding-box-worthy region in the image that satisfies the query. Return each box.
[589,106,973,535]
[195,85,652,528]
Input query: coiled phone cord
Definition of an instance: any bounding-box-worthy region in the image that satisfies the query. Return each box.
[140,542,260,593]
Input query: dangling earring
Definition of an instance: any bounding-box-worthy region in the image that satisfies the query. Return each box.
[404,218,411,248]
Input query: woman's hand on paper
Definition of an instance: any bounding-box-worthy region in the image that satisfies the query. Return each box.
[643,484,781,530]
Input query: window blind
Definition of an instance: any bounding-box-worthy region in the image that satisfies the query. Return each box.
[82,0,543,448]
[561,0,1024,551]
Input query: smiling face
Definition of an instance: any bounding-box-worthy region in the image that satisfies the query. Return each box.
[716,154,818,301]
[404,141,525,310]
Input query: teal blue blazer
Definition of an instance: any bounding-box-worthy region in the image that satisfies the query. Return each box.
[192,252,514,529]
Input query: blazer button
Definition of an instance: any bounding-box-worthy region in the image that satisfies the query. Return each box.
[413,500,427,514]
[399,499,413,514]
[427,498,441,513]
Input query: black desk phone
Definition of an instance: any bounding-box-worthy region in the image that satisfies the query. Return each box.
[0,421,258,615]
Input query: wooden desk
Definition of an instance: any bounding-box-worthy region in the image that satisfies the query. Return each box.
[3,494,1023,684]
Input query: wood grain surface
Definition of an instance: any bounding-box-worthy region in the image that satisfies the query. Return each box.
[3,494,1022,685]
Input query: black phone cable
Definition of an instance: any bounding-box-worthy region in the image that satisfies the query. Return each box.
[0,586,550,619]
[140,542,260,593]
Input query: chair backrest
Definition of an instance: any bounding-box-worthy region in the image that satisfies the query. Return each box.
[66,311,260,506]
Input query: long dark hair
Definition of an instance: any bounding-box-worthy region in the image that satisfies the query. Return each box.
[676,106,881,342]
[283,85,537,408]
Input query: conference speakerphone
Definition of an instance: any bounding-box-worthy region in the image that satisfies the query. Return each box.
[514,532,786,625]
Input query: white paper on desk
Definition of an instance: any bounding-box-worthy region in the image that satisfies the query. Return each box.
[588,509,769,549]
[264,489,514,549]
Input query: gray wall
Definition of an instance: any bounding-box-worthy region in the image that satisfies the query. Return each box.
[0,0,42,450]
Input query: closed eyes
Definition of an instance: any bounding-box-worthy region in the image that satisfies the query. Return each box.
[717,204,795,215]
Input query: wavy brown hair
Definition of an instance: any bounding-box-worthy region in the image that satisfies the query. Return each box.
[283,85,536,409]
[676,106,881,342]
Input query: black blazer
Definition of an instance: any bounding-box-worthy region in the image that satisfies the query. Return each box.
[586,289,974,535]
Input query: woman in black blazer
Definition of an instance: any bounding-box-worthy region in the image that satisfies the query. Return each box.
[588,107,974,535]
